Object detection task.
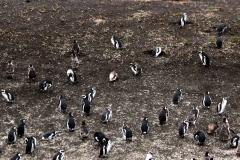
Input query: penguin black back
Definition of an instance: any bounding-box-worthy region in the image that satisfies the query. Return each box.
[82,95,90,116]
[39,79,52,91]
[141,117,149,134]
[24,136,36,154]
[17,119,26,137]
[94,132,106,145]
[122,125,132,141]
[53,150,65,160]
[8,126,17,144]
[194,130,206,145]
[28,64,36,79]
[67,112,75,132]
[159,106,169,125]
[179,120,189,138]
[172,89,182,104]
[58,95,67,113]
[10,152,22,160]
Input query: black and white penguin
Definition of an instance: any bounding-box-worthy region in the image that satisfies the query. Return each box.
[187,106,199,125]
[10,152,22,160]
[151,47,162,57]
[230,135,240,148]
[216,23,227,35]
[216,36,222,49]
[24,136,36,154]
[17,119,26,138]
[179,120,189,138]
[111,36,122,49]
[71,40,80,54]
[67,112,75,132]
[194,130,206,145]
[141,117,149,134]
[217,97,227,115]
[53,150,65,160]
[99,138,112,158]
[109,70,118,82]
[1,89,14,103]
[28,64,36,79]
[39,79,52,92]
[71,53,79,70]
[8,126,17,144]
[42,131,58,140]
[203,151,213,160]
[203,91,212,109]
[145,151,153,160]
[122,125,132,141]
[172,89,183,104]
[58,95,67,113]
[178,13,187,28]
[80,121,89,139]
[198,51,210,67]
[6,60,15,79]
[129,61,142,76]
[94,132,106,145]
[86,87,96,103]
[67,69,78,84]
[82,95,90,116]
[101,108,112,123]
[159,106,169,125]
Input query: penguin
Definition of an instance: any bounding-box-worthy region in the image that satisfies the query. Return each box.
[122,125,132,141]
[216,23,227,35]
[198,51,210,67]
[39,79,52,91]
[187,106,199,125]
[42,131,58,140]
[53,150,65,160]
[207,122,219,134]
[218,118,232,141]
[203,91,212,109]
[8,126,17,144]
[71,53,79,70]
[179,120,189,138]
[6,60,14,79]
[141,117,149,134]
[216,36,222,49]
[145,151,153,160]
[10,152,22,160]
[80,121,89,139]
[129,61,142,76]
[109,70,118,82]
[28,64,36,79]
[99,138,112,158]
[58,95,67,113]
[24,136,36,154]
[67,69,78,84]
[203,151,213,160]
[172,89,183,104]
[86,87,96,103]
[151,47,162,57]
[101,108,112,123]
[71,40,80,54]
[159,106,169,125]
[178,13,187,28]
[82,95,90,116]
[111,36,122,49]
[67,112,75,132]
[230,135,240,148]
[194,130,206,145]
[1,89,14,103]
[94,132,106,145]
[17,119,26,138]
[217,97,227,115]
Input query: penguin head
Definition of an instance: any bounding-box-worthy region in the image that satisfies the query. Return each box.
[148,151,153,155]
[24,137,29,143]
[223,117,228,123]
[82,120,86,126]
[29,64,33,68]
[107,108,112,112]
[178,89,183,92]
[1,89,5,93]
[223,97,227,101]
[143,117,148,121]
[59,95,63,99]
[205,151,210,157]
[21,119,26,124]
[17,152,22,157]
[82,95,87,99]
[69,112,73,116]
[73,40,77,43]
[206,91,210,94]
[59,150,64,154]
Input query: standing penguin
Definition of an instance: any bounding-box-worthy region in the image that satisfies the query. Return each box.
[67,69,78,84]
[67,112,75,132]
[218,118,233,141]
[28,64,36,79]
[86,87,96,103]
[159,106,169,125]
[53,150,65,160]
[58,95,67,113]
[6,60,15,79]
[129,61,142,76]
[145,151,153,160]
[194,130,206,145]
[172,89,183,104]
[151,47,162,57]
[187,106,199,125]
[122,125,132,141]
[230,135,240,148]
[109,70,118,82]
[178,13,187,28]
[17,119,26,138]
[82,95,90,116]
[8,126,17,144]
[10,152,22,160]
[39,79,52,92]
[179,120,189,138]
[111,36,122,49]
[42,131,58,140]
[71,40,80,54]
[24,136,36,154]
[141,117,149,134]
[71,53,79,70]
[101,108,112,123]
[203,91,212,109]
[80,121,89,139]
[99,138,112,158]
[94,132,106,145]
[217,97,227,115]
[1,89,14,103]
[216,36,222,49]
[216,23,227,35]
[198,51,210,67]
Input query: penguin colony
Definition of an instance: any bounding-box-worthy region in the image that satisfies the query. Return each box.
[1,3,239,159]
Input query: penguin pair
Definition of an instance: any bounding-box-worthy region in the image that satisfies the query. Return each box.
[203,91,212,109]
[101,108,112,123]
[172,89,183,105]
[99,138,112,158]
[179,120,189,138]
[6,60,15,79]
[58,95,67,113]
[109,70,118,82]
[1,89,14,103]
[159,106,169,125]
[39,79,52,92]
[122,125,132,141]
[198,51,210,67]
[94,132,106,146]
[71,40,80,54]
[24,136,36,154]
[194,130,206,145]
[42,131,58,140]
[10,152,22,160]
[141,117,149,134]
[178,13,187,28]
[145,151,153,160]
[111,36,122,49]
[67,69,78,84]
[53,150,65,160]
[216,97,227,115]
[28,64,36,79]
[216,23,227,35]
[187,106,199,125]
[129,61,142,76]
[80,121,89,139]
[67,112,75,132]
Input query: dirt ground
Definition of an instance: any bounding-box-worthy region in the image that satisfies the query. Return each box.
[0,0,240,159]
